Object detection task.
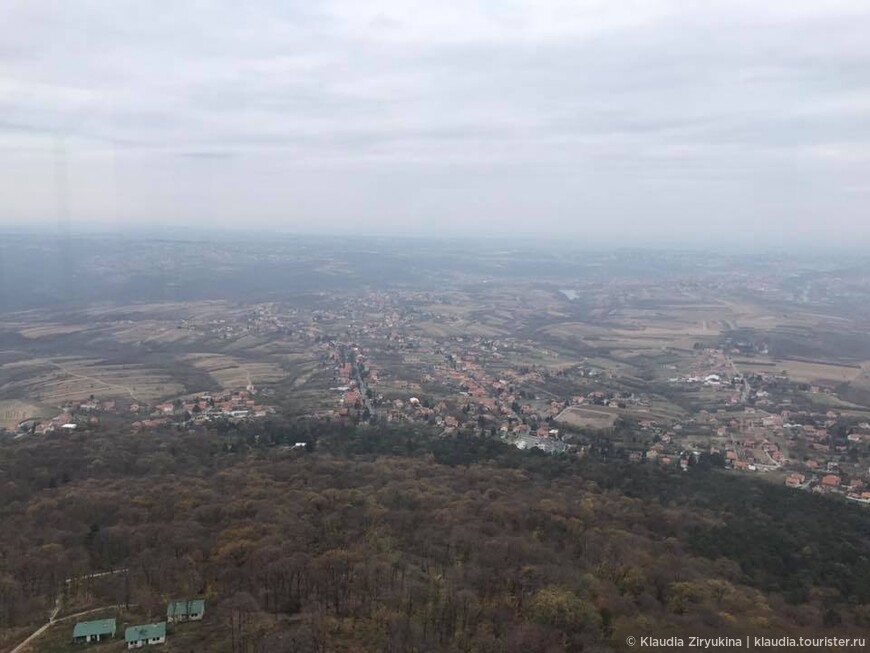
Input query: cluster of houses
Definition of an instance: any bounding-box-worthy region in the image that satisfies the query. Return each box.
[16,384,280,437]
[18,409,101,436]
[785,470,870,502]
[177,303,309,340]
[16,398,118,436]
[133,388,275,431]
[72,599,205,648]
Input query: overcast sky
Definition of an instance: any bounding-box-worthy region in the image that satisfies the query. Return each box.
[1,1,868,246]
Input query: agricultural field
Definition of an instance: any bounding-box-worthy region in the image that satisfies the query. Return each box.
[18,324,90,339]
[843,361,870,399]
[540,319,710,354]
[776,359,862,384]
[0,399,53,430]
[415,320,507,338]
[0,357,183,404]
[182,354,287,389]
[555,406,618,430]
[110,322,204,346]
[735,358,863,384]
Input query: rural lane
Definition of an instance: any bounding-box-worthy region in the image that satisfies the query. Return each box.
[5,569,129,653]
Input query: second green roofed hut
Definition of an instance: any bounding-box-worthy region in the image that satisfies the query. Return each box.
[166,598,205,622]
[125,622,166,648]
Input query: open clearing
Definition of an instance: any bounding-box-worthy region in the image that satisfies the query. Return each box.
[540,321,716,353]
[18,324,89,339]
[736,358,861,384]
[555,406,619,430]
[779,359,862,383]
[0,400,53,429]
[183,354,286,389]
[112,322,202,345]
[0,358,183,404]
[416,320,506,338]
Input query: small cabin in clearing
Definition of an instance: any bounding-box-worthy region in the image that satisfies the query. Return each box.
[167,598,206,622]
[125,622,166,648]
[73,618,117,643]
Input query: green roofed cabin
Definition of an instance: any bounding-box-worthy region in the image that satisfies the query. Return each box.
[124,622,166,648]
[167,598,206,622]
[73,618,117,643]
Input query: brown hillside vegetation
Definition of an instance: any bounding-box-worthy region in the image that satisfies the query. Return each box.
[0,427,868,652]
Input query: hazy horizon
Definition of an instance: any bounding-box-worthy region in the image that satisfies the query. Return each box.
[2,1,869,246]
[3,225,870,259]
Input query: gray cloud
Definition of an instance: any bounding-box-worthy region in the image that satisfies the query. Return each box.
[0,0,868,246]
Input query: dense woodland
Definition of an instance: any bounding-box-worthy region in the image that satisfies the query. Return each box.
[1,421,869,652]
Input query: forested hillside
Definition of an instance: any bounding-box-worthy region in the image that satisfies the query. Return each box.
[1,424,868,652]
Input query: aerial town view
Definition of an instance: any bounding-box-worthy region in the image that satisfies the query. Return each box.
[1,237,869,651]
[2,0,870,651]
[4,242,870,502]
